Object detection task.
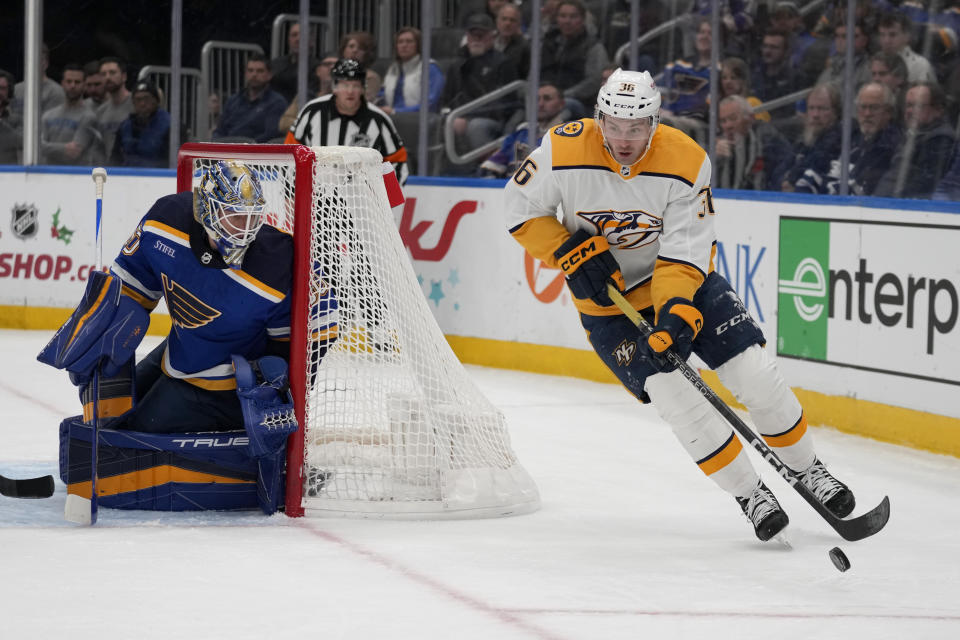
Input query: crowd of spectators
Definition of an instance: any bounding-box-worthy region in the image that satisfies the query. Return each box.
[3,0,960,199]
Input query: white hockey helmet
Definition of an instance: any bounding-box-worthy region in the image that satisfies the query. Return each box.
[596,68,661,120]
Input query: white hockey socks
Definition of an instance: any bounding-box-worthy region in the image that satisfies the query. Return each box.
[715,344,816,472]
[645,369,758,498]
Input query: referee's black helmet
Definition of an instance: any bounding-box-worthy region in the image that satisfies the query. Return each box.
[332,58,366,86]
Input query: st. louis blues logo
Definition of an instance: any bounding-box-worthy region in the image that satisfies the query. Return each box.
[162,273,221,329]
[613,339,637,366]
[577,209,662,249]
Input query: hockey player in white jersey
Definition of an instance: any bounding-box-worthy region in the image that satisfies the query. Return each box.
[504,68,855,541]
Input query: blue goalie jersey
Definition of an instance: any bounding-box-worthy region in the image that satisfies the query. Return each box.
[111,191,338,390]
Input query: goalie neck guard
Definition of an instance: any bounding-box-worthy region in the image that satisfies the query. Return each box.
[193,160,266,268]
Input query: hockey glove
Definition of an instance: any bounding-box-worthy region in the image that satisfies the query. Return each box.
[645,297,703,372]
[554,229,625,307]
[233,354,299,459]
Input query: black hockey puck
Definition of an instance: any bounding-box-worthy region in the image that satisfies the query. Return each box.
[829,547,850,572]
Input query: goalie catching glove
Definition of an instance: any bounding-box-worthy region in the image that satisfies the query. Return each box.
[554,229,625,307]
[233,354,299,458]
[645,297,703,372]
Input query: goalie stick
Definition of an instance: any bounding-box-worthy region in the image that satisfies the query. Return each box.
[607,285,890,542]
[63,167,108,526]
[0,473,55,499]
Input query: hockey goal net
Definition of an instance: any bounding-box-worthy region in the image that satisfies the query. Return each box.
[176,143,540,518]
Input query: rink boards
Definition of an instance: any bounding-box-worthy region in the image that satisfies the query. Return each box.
[1,165,958,457]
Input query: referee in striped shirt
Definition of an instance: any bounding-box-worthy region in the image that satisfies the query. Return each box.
[285,58,409,185]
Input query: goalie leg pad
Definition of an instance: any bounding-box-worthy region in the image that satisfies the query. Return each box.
[645,370,759,497]
[58,416,262,511]
[715,344,815,471]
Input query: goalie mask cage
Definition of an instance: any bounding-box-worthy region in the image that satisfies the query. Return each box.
[176,143,540,518]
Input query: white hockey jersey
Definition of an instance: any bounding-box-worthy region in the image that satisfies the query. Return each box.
[504,118,717,316]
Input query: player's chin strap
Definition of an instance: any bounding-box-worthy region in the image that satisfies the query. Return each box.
[233,354,299,515]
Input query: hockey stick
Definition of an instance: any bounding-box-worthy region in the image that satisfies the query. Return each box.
[64,167,108,525]
[606,285,890,542]
[0,473,55,499]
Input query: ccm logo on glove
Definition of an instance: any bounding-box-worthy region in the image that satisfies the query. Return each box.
[554,230,625,306]
[648,298,703,354]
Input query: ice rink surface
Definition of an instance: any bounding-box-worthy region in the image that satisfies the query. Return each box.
[1,328,958,639]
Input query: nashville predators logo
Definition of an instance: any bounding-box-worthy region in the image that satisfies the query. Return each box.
[162,273,222,329]
[613,339,637,366]
[578,209,662,249]
[554,121,583,137]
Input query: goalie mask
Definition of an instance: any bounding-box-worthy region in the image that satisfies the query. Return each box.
[595,68,661,164]
[194,161,266,267]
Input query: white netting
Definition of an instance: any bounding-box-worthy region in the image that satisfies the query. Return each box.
[187,145,539,518]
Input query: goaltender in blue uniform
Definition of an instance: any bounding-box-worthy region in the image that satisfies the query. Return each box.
[39,161,338,513]
[504,69,856,541]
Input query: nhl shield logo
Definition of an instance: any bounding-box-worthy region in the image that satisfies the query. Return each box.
[11,203,39,240]
[350,133,372,147]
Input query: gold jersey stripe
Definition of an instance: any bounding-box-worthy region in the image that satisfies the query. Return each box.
[143,219,190,243]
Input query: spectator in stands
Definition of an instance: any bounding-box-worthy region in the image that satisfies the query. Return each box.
[689,0,753,58]
[0,69,21,163]
[380,27,445,115]
[494,3,530,78]
[40,63,97,165]
[442,12,520,150]
[661,16,715,144]
[479,81,571,178]
[793,83,902,195]
[769,1,821,81]
[719,57,768,121]
[270,21,319,103]
[286,58,408,185]
[932,142,960,200]
[875,82,955,199]
[782,83,842,191]
[751,30,799,121]
[82,61,106,110]
[95,57,132,164]
[12,43,66,120]
[277,55,337,134]
[539,0,562,35]
[876,12,937,84]
[817,20,872,89]
[339,31,382,103]
[847,82,902,196]
[208,93,222,133]
[539,0,610,117]
[213,54,288,143]
[110,80,170,168]
[870,51,909,116]
[715,95,793,191]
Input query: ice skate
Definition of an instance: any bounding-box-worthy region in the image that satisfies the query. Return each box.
[736,480,789,541]
[306,467,332,497]
[796,458,855,518]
